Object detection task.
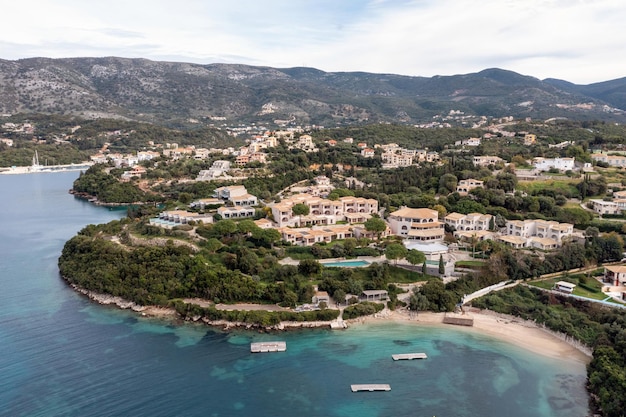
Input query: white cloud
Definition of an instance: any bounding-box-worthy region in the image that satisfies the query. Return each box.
[1,0,624,83]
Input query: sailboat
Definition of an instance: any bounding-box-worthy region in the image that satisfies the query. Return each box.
[30,150,42,172]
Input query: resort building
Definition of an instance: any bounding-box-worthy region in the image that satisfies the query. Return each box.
[388,207,444,241]
[213,185,258,207]
[277,224,354,246]
[455,179,484,195]
[603,265,626,286]
[503,220,574,246]
[190,198,224,209]
[444,212,493,232]
[153,210,214,226]
[497,235,527,249]
[217,206,255,219]
[268,193,378,228]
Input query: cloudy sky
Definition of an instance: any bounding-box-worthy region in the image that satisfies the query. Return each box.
[2,0,624,84]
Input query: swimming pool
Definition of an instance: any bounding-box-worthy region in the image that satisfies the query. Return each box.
[322,260,370,268]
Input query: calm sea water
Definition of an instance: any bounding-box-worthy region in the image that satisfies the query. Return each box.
[0,172,590,417]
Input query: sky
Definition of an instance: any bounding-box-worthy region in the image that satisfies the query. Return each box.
[2,0,624,84]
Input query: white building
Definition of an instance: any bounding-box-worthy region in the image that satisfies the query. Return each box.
[444,212,492,232]
[213,185,258,206]
[196,160,231,180]
[505,219,574,246]
[388,207,444,241]
[589,199,623,215]
[532,157,575,172]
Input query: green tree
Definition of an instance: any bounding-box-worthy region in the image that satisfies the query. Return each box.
[439,174,458,194]
[292,203,310,216]
[298,259,321,276]
[438,254,445,275]
[364,217,387,240]
[406,249,426,267]
[409,289,430,314]
[385,243,408,265]
[213,219,237,238]
[333,288,346,306]
[204,237,223,253]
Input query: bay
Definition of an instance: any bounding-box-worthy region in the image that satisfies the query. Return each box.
[0,172,590,416]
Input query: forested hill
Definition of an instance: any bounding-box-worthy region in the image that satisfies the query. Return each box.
[0,57,625,126]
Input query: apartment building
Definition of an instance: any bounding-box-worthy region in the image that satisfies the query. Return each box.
[269,193,378,227]
[505,219,574,246]
[444,212,492,232]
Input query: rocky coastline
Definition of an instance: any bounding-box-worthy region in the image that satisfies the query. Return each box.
[67,283,339,332]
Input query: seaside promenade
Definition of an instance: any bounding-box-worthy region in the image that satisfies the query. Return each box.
[0,162,93,174]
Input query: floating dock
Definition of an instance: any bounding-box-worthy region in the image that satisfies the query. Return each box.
[351,384,391,392]
[250,341,286,353]
[392,353,428,361]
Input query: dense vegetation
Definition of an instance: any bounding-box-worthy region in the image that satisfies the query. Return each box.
[72,164,158,204]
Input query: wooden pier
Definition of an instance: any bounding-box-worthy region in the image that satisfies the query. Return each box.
[351,384,391,392]
[392,353,427,361]
[250,341,286,353]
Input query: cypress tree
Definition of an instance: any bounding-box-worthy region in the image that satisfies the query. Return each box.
[438,254,445,275]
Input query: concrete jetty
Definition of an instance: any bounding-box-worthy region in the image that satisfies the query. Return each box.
[351,384,391,392]
[392,353,428,360]
[250,341,286,353]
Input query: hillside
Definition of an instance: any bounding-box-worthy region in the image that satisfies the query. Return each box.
[0,57,625,126]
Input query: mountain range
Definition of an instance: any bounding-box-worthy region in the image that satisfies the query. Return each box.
[1,57,625,126]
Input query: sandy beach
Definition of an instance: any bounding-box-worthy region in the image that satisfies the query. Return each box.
[348,308,592,365]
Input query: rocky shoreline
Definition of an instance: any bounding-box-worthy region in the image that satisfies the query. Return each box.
[68,283,339,331]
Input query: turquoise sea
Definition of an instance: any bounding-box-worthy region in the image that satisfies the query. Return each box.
[0,172,590,416]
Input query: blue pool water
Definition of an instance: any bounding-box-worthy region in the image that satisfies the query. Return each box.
[323,259,371,267]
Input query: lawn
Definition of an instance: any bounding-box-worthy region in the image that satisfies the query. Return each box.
[455,260,486,269]
[530,274,607,300]
[517,179,579,197]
